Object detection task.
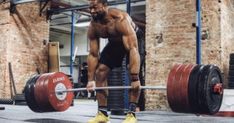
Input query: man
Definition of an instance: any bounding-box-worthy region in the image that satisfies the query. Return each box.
[86,0,141,123]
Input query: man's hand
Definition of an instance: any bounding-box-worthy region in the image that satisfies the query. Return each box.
[86,81,96,92]
[131,80,141,90]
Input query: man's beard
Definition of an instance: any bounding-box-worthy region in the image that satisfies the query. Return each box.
[92,12,106,21]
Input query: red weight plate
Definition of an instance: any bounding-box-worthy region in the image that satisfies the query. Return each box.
[167,64,196,113]
[47,72,74,111]
[171,64,187,112]
[40,73,55,112]
[178,64,196,112]
[34,73,55,112]
[34,74,49,109]
[167,64,183,111]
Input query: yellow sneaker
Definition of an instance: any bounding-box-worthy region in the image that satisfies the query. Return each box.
[122,113,137,123]
[88,111,110,123]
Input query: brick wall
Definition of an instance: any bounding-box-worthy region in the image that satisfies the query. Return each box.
[221,0,234,87]
[145,0,233,110]
[0,2,49,98]
[0,3,10,97]
[146,0,197,110]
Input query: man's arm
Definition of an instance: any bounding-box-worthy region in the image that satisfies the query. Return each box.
[87,24,99,82]
[117,14,140,83]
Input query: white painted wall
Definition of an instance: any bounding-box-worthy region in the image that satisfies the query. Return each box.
[50,29,89,57]
[50,28,108,57]
[49,27,108,83]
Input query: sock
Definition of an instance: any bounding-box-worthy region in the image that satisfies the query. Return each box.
[129,111,136,117]
[128,102,137,117]
[98,106,108,117]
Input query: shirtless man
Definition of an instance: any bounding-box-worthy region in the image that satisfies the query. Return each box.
[86,0,141,123]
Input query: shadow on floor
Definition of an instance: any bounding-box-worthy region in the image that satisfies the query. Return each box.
[24,118,82,123]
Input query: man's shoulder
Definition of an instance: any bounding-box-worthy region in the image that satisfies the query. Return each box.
[108,8,128,21]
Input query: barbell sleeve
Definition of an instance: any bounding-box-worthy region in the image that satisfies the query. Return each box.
[56,86,167,93]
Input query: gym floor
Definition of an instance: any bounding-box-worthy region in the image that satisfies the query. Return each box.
[0,99,234,123]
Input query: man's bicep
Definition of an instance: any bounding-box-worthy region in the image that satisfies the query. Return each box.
[122,34,138,50]
[87,25,99,55]
[89,39,99,56]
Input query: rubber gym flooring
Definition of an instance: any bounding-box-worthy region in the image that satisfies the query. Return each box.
[0,99,234,123]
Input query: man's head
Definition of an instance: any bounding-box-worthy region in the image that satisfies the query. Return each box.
[89,0,108,21]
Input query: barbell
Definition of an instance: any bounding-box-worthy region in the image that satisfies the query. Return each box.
[24,64,223,115]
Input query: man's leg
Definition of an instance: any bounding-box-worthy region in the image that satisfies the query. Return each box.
[122,83,141,123]
[129,87,141,114]
[88,64,110,123]
[95,64,110,115]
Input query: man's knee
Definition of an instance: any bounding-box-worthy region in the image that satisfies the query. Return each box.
[95,65,109,82]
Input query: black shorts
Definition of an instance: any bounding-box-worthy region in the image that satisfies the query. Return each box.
[99,42,128,69]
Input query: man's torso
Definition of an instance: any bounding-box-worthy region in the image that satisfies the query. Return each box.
[93,20,122,43]
[92,9,133,43]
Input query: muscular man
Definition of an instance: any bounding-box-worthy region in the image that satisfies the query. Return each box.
[86,0,141,123]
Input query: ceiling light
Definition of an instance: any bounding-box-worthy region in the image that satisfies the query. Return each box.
[75,21,90,27]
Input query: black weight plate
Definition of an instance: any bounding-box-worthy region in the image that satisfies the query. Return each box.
[228,82,234,87]
[205,65,223,114]
[229,53,234,59]
[228,83,234,88]
[188,65,205,113]
[24,75,41,112]
[110,109,125,115]
[197,65,211,114]
[229,60,234,65]
[228,65,234,70]
[198,65,223,114]
[228,70,234,76]
[228,76,234,82]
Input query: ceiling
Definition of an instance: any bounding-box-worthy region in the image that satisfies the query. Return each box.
[49,0,146,35]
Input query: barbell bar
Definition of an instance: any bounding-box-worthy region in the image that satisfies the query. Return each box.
[24,64,224,115]
[56,85,167,94]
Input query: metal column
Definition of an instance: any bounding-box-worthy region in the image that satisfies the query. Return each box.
[196,0,202,64]
[126,0,131,15]
[70,11,75,75]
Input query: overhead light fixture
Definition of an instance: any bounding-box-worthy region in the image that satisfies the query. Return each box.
[74,21,90,27]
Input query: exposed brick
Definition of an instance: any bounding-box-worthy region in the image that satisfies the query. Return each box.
[146,0,234,110]
[0,3,49,98]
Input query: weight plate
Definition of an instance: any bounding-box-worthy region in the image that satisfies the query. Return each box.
[47,72,74,111]
[34,73,54,112]
[177,64,196,113]
[228,76,234,82]
[228,65,234,70]
[167,64,182,111]
[228,83,234,88]
[205,65,223,114]
[24,75,41,112]
[197,65,223,114]
[229,53,234,59]
[197,65,211,113]
[170,64,195,113]
[229,60,234,65]
[188,65,205,113]
[228,70,234,76]
[167,64,184,112]
[40,73,55,112]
